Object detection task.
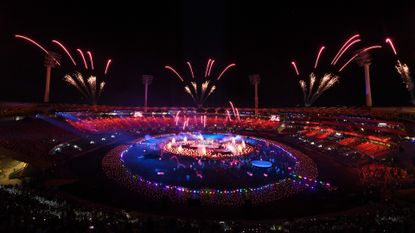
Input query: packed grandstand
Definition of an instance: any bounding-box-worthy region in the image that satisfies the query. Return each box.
[1,102,415,232]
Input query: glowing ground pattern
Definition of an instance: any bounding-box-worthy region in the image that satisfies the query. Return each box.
[103,132,319,205]
[122,133,295,189]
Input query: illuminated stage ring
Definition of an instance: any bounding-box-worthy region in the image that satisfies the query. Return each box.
[103,134,318,206]
[161,136,254,159]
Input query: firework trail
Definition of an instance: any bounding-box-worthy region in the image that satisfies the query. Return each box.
[314,46,325,69]
[291,61,300,76]
[186,62,195,78]
[15,34,61,66]
[202,85,216,103]
[226,110,232,121]
[191,82,198,96]
[235,108,241,120]
[86,51,94,70]
[217,63,236,80]
[104,59,112,75]
[200,81,209,95]
[309,74,339,105]
[338,45,382,72]
[87,76,97,97]
[184,85,197,102]
[338,54,359,72]
[75,72,90,95]
[165,59,236,107]
[331,34,360,65]
[182,120,187,131]
[205,59,212,77]
[229,101,236,117]
[332,39,361,65]
[15,34,49,54]
[175,111,181,126]
[77,49,89,69]
[386,38,398,55]
[64,74,88,99]
[208,60,215,76]
[52,40,77,65]
[165,66,184,82]
[299,73,339,106]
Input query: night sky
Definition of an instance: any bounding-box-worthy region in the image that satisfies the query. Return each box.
[1,1,415,108]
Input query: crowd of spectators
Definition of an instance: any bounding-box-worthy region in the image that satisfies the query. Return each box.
[0,118,76,166]
[292,126,399,167]
[1,184,414,233]
[65,115,281,135]
[1,108,414,232]
[360,163,409,187]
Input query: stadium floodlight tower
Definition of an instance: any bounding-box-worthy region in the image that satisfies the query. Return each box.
[356,50,373,107]
[249,74,261,115]
[142,75,154,112]
[43,51,61,103]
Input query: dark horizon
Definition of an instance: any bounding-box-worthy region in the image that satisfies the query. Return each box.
[1,1,415,108]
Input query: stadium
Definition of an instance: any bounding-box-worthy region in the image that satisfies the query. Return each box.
[1,102,415,232]
[2,2,415,232]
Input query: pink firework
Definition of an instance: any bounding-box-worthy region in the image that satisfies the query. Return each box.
[314,46,325,69]
[226,110,232,121]
[235,108,241,120]
[165,65,185,82]
[52,40,77,66]
[338,54,359,72]
[165,60,235,107]
[290,34,372,107]
[332,39,361,65]
[229,101,236,117]
[338,45,382,72]
[104,59,112,75]
[208,59,215,76]
[15,34,61,66]
[77,49,89,69]
[205,59,212,77]
[385,38,398,55]
[291,61,300,76]
[361,45,382,53]
[186,61,195,78]
[217,63,236,80]
[86,51,94,70]
[331,34,360,65]
[15,34,48,54]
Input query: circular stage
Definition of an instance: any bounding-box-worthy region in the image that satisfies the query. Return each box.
[103,132,318,205]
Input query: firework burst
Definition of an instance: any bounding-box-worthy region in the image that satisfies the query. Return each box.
[386,37,415,104]
[15,34,112,105]
[165,59,236,107]
[395,60,412,90]
[291,34,383,106]
[64,72,106,105]
[52,40,112,105]
[299,73,339,106]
